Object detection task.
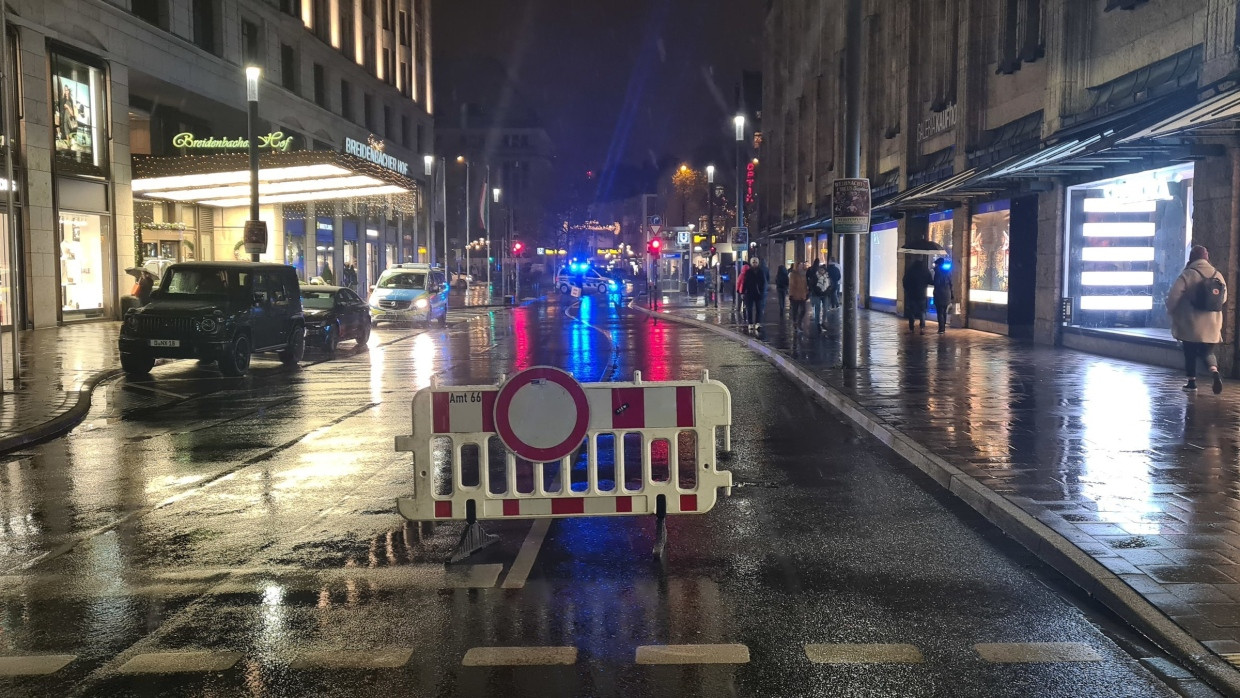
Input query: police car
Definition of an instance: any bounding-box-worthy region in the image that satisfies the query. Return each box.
[368,263,449,326]
[554,263,618,295]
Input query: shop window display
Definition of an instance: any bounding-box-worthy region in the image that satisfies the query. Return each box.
[1064,164,1193,338]
[51,52,106,174]
[59,213,106,318]
[869,221,898,302]
[969,201,1010,305]
[928,210,953,258]
[0,212,9,326]
[314,217,335,283]
[285,217,306,279]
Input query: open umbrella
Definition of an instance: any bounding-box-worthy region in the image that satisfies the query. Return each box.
[898,239,946,256]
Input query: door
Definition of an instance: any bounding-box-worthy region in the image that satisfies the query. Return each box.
[1008,195,1039,338]
[249,271,279,349]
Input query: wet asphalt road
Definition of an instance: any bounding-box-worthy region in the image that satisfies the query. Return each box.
[0,296,1191,697]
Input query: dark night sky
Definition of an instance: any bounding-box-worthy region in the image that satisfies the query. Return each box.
[433,0,763,195]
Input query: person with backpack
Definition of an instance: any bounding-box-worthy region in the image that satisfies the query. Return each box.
[809,259,829,328]
[775,264,790,318]
[1166,245,1228,393]
[826,257,843,309]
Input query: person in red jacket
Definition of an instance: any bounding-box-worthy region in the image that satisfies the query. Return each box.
[736,260,749,321]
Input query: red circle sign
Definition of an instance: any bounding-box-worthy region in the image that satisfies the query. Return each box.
[493,366,590,462]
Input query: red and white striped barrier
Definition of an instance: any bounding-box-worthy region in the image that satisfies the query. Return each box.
[395,366,732,558]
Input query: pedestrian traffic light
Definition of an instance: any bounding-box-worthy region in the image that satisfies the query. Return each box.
[648,238,662,258]
[512,241,524,256]
[710,245,717,256]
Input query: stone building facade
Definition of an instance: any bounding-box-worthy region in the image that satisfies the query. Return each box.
[760,0,1240,373]
[1,0,435,329]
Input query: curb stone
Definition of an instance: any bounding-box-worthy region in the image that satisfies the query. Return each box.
[636,305,1240,697]
[0,368,124,456]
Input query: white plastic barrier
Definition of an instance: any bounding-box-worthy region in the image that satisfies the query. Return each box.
[395,366,733,559]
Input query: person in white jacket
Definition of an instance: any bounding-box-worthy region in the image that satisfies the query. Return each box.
[1165,245,1228,393]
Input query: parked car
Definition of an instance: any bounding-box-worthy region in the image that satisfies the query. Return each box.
[300,285,371,357]
[555,264,618,295]
[368,263,449,326]
[118,262,305,377]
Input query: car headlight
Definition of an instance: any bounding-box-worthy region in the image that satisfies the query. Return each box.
[414,298,429,309]
[124,314,137,329]
[198,317,217,333]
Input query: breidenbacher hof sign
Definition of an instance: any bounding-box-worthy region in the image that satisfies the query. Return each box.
[172,131,294,151]
[344,137,409,176]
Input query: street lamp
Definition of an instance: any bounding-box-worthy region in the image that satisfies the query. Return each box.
[457,156,471,281]
[423,154,433,177]
[733,114,747,311]
[243,65,265,263]
[490,186,501,295]
[423,154,434,264]
[707,164,717,307]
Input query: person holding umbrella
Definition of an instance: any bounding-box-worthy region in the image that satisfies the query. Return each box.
[902,258,933,334]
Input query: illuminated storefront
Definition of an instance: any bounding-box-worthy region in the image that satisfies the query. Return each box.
[1063,163,1194,340]
[928,210,953,258]
[969,200,1010,306]
[869,221,898,311]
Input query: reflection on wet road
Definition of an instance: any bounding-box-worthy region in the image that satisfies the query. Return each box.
[0,298,1187,696]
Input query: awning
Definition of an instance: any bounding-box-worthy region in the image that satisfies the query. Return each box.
[1119,87,1240,142]
[132,150,418,208]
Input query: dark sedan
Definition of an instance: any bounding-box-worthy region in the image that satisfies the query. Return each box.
[299,285,371,356]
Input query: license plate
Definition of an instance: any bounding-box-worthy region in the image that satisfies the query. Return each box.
[149,339,180,347]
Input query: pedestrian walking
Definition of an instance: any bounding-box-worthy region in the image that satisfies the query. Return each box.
[736,261,750,322]
[932,257,954,334]
[775,264,789,318]
[743,257,768,331]
[902,259,933,334]
[788,261,809,331]
[1166,245,1228,393]
[826,257,842,309]
[808,259,828,328]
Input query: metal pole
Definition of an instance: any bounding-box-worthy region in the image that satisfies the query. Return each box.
[0,5,18,390]
[428,165,435,267]
[440,157,448,271]
[708,179,717,308]
[485,165,492,293]
[463,161,470,277]
[247,99,260,263]
[842,0,862,369]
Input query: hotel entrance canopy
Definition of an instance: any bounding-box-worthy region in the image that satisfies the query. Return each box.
[131,150,419,209]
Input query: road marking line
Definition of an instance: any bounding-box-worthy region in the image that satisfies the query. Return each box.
[635,644,750,665]
[501,519,551,589]
[116,651,242,674]
[973,642,1103,663]
[462,646,577,666]
[121,382,190,399]
[804,643,924,664]
[290,648,413,670]
[0,655,76,676]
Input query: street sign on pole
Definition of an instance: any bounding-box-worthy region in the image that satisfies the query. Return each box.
[677,230,690,245]
[731,227,749,246]
[649,224,663,238]
[833,178,871,234]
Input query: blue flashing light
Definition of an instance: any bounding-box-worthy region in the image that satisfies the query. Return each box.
[942,260,952,271]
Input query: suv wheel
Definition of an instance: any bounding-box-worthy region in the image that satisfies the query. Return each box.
[219,334,251,377]
[356,321,371,349]
[279,326,306,366]
[121,352,155,376]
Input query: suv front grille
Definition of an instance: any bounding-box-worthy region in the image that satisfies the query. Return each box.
[134,315,195,336]
[379,299,412,310]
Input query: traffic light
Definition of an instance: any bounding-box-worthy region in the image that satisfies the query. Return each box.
[648,238,662,258]
[512,241,524,256]
[710,245,717,257]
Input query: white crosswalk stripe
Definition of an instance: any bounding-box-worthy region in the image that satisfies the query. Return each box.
[805,643,924,664]
[973,643,1102,663]
[635,644,750,665]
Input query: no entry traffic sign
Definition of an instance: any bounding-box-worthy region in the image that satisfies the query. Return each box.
[493,366,590,462]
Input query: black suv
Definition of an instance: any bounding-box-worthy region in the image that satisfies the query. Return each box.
[119,262,305,377]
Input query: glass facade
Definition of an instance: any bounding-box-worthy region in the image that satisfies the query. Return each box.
[1063,163,1194,337]
[59,212,107,318]
[51,52,106,175]
[315,217,335,283]
[928,210,953,259]
[869,221,898,302]
[285,216,306,280]
[969,200,1010,305]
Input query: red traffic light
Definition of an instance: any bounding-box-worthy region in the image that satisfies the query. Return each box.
[513,241,524,254]
[650,238,661,251]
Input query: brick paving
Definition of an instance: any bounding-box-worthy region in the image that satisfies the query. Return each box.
[655,293,1240,660]
[0,322,121,450]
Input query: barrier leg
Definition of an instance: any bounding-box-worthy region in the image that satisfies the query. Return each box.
[450,500,499,564]
[652,494,668,560]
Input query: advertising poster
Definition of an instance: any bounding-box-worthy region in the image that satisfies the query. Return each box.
[833,178,871,234]
[53,74,94,159]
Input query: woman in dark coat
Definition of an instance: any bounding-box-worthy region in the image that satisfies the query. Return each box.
[901,259,933,334]
[932,257,954,334]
